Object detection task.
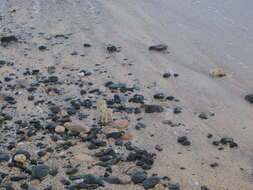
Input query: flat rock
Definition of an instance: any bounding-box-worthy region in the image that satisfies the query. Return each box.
[149,44,168,52]
[31,165,49,179]
[64,122,90,133]
[145,105,164,113]
[143,176,160,189]
[131,172,147,184]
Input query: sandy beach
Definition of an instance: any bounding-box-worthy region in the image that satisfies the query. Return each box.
[1,0,253,190]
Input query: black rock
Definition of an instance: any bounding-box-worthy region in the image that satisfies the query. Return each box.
[66,168,78,175]
[145,105,164,113]
[220,137,238,148]
[10,176,28,181]
[49,106,61,114]
[177,136,191,146]
[155,145,163,151]
[106,131,124,139]
[201,186,210,190]
[1,35,18,46]
[135,123,146,130]
[163,73,171,78]
[83,43,92,47]
[173,107,182,114]
[31,164,49,179]
[168,184,180,190]
[49,169,58,176]
[0,153,10,162]
[198,113,208,119]
[107,45,119,53]
[245,94,253,103]
[210,162,219,168]
[154,93,166,100]
[129,94,145,104]
[131,172,147,184]
[37,151,47,157]
[38,45,47,51]
[149,44,168,52]
[142,176,160,189]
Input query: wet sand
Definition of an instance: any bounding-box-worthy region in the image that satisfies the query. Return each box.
[1,0,253,190]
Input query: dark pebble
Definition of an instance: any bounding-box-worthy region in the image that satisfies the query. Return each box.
[168,184,180,190]
[245,94,253,103]
[131,172,147,184]
[149,44,168,52]
[177,136,191,146]
[142,176,160,189]
[31,164,49,179]
[66,168,78,175]
[145,104,164,113]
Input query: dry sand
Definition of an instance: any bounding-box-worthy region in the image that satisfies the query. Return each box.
[1,0,253,190]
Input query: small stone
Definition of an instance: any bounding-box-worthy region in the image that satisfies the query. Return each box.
[209,68,226,77]
[143,176,160,189]
[155,145,163,151]
[13,150,31,163]
[168,184,180,190]
[31,165,49,179]
[154,93,166,100]
[210,162,219,168]
[198,113,208,119]
[131,172,147,184]
[145,105,164,113]
[112,120,129,129]
[245,94,253,103]
[173,107,182,114]
[0,153,10,162]
[149,44,168,52]
[66,168,78,175]
[135,123,146,130]
[177,136,191,146]
[83,43,92,47]
[64,122,90,133]
[201,186,210,190]
[55,126,66,133]
[1,35,18,46]
[10,176,28,181]
[163,73,171,78]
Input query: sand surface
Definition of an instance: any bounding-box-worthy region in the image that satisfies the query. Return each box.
[1,0,253,190]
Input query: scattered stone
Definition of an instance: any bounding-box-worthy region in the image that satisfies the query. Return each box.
[83,43,92,47]
[13,150,31,163]
[209,68,226,77]
[220,137,238,148]
[201,186,210,190]
[155,145,163,151]
[154,93,166,100]
[145,105,164,113]
[210,162,219,168]
[163,73,171,78]
[143,176,160,189]
[66,168,78,175]
[1,35,18,46]
[0,153,10,162]
[198,113,208,119]
[177,136,191,146]
[168,184,180,190]
[31,165,49,179]
[131,172,147,184]
[245,94,253,104]
[55,126,66,133]
[149,44,168,52]
[107,45,120,53]
[135,123,146,130]
[64,122,90,133]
